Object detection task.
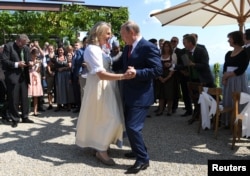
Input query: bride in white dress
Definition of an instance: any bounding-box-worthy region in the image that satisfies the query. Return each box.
[75,22,135,166]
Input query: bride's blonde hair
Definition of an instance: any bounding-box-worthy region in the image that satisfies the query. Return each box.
[87,21,111,46]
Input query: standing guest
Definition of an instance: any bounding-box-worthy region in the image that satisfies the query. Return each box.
[191,33,209,55]
[43,42,50,56]
[153,38,165,110]
[172,34,193,117]
[45,45,56,110]
[0,45,9,124]
[158,38,165,53]
[78,37,88,101]
[182,34,215,124]
[31,41,46,112]
[75,21,134,166]
[54,46,72,111]
[148,38,158,47]
[170,36,182,113]
[0,45,6,105]
[28,49,43,116]
[222,31,249,128]
[113,21,163,174]
[155,41,175,116]
[65,52,75,111]
[71,41,84,113]
[110,40,122,62]
[1,34,34,127]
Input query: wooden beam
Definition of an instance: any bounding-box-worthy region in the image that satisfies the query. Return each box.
[0,2,120,12]
[0,2,62,11]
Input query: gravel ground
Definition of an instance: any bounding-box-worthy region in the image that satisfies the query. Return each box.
[0,103,249,176]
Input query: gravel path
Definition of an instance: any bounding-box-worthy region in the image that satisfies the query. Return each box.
[0,103,249,176]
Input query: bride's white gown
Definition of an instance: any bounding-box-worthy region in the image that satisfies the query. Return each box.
[75,45,124,151]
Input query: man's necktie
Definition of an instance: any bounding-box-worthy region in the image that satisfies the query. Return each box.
[20,49,24,62]
[20,49,24,71]
[127,45,132,58]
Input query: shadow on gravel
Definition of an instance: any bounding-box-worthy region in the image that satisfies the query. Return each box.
[0,105,249,170]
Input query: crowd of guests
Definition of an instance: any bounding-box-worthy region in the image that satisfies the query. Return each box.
[150,29,250,128]
[0,35,88,127]
[1,22,250,174]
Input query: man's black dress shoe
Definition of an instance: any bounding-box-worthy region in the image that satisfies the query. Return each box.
[181,112,192,117]
[124,152,136,158]
[125,162,149,174]
[22,118,34,123]
[11,121,18,128]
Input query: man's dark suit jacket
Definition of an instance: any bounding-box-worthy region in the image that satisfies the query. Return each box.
[1,42,30,85]
[191,46,214,87]
[113,38,163,107]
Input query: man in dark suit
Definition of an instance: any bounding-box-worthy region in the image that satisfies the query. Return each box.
[2,34,34,127]
[183,35,215,87]
[0,45,6,104]
[170,36,182,113]
[191,33,209,56]
[114,21,163,174]
[172,35,193,117]
[71,41,84,113]
[0,45,9,124]
[183,34,215,124]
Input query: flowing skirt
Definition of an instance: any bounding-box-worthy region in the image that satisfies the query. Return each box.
[75,74,124,151]
[222,72,249,126]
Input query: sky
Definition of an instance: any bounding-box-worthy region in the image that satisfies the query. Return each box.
[83,0,250,65]
[7,0,250,64]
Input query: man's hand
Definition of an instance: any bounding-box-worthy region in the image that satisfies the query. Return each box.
[18,61,27,68]
[124,66,136,79]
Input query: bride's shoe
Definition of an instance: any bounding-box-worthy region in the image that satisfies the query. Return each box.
[96,152,116,166]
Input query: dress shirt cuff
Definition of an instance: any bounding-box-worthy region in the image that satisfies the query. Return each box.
[15,62,19,68]
[171,64,175,70]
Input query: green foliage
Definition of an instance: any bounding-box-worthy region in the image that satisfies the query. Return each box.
[213,63,221,88]
[0,4,128,45]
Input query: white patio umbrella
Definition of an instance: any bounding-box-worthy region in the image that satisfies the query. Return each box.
[150,0,250,32]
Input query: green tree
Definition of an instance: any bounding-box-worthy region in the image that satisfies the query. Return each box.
[0,4,128,45]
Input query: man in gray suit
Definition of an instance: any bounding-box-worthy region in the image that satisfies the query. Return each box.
[2,34,34,127]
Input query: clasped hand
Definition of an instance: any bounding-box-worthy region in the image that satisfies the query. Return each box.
[123,66,136,79]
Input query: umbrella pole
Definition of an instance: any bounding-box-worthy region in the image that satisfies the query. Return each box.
[239,25,243,32]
